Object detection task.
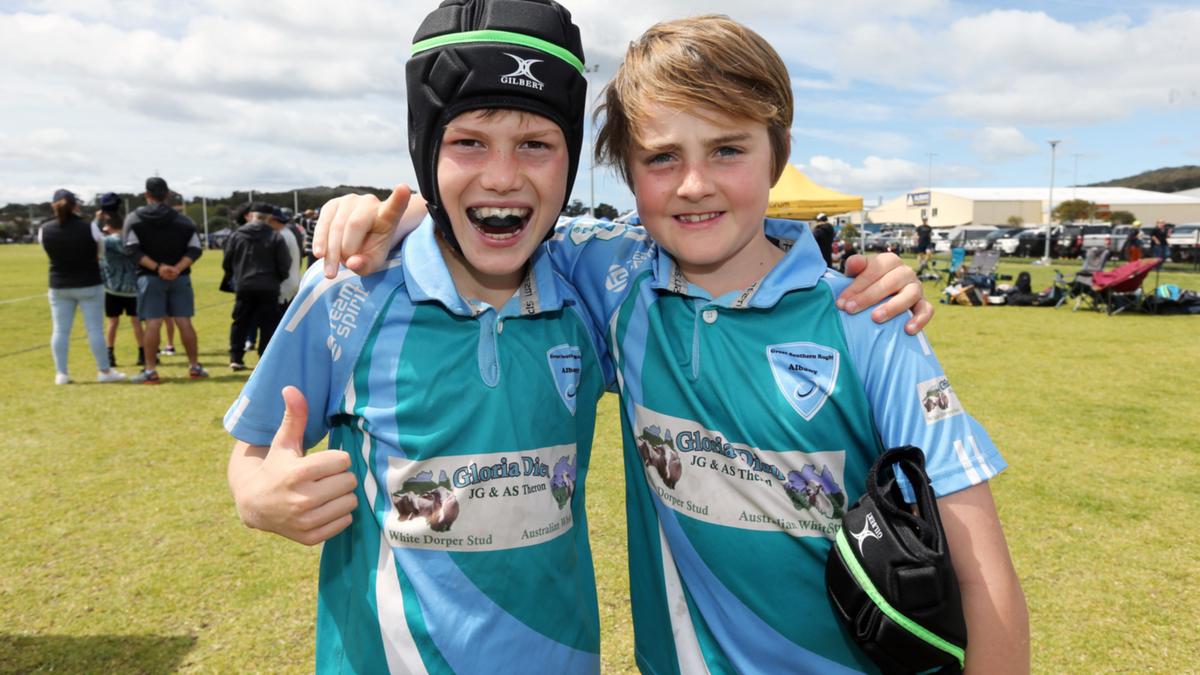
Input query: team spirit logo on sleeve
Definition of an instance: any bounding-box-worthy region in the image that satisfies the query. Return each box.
[634,406,847,538]
[917,375,964,424]
[546,344,582,414]
[766,342,840,420]
[326,283,369,362]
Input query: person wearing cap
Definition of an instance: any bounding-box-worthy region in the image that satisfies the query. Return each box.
[223,203,291,370]
[96,192,146,368]
[1123,220,1143,262]
[268,206,303,309]
[812,212,836,267]
[1149,219,1171,267]
[39,189,127,384]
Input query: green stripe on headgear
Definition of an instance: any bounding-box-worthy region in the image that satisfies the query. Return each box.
[411,29,585,73]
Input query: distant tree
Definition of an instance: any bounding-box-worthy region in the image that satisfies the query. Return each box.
[1053,199,1095,222]
[594,202,619,220]
[215,205,229,217]
[1108,210,1136,225]
[839,223,860,242]
[207,216,232,231]
[1006,215,1024,227]
[561,199,587,217]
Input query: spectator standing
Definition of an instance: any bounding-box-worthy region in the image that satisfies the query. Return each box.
[39,189,126,384]
[123,176,208,383]
[223,204,290,370]
[96,192,145,368]
[811,212,835,267]
[300,208,318,268]
[270,207,303,310]
[1123,221,1143,261]
[1150,219,1170,266]
[915,215,934,268]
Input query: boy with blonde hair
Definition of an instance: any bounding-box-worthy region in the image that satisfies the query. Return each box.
[574,15,1029,673]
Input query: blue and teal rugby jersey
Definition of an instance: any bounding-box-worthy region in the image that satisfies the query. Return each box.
[549,217,1007,674]
[225,218,609,674]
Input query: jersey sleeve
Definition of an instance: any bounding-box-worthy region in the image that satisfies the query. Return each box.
[825,274,1007,497]
[223,265,339,449]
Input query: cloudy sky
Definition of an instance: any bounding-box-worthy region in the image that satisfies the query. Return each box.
[3,0,1199,209]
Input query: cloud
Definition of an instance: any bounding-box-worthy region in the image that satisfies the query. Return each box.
[971,126,1039,162]
[793,127,913,155]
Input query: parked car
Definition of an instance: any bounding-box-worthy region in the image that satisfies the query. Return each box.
[1168,223,1200,262]
[991,228,1026,256]
[932,229,952,254]
[1016,226,1052,258]
[1055,224,1084,258]
[1109,224,1140,256]
[1080,224,1115,252]
[946,225,998,252]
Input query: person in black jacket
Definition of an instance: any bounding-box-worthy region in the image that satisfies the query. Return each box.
[40,189,127,384]
[123,176,207,383]
[811,212,835,267]
[223,203,291,370]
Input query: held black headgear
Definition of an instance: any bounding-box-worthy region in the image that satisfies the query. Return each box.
[825,446,968,674]
[406,0,587,250]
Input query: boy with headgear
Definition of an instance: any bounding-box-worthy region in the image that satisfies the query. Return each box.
[225,1,608,671]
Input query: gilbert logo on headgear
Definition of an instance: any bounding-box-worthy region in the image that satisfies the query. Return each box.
[500,53,545,91]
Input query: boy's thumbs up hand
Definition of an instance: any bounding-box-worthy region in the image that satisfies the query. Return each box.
[231,386,358,546]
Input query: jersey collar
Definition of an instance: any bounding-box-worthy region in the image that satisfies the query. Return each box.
[401,216,564,317]
[648,218,828,309]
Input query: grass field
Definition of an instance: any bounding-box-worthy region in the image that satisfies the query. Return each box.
[1,243,1197,673]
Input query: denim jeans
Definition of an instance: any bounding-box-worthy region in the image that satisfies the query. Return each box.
[48,284,109,375]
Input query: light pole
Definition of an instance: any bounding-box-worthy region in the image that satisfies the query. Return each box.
[1044,140,1061,263]
[584,63,601,217]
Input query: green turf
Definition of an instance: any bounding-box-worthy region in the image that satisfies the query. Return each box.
[1,245,1197,672]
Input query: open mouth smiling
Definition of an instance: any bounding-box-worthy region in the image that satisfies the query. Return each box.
[467,206,532,240]
[674,211,724,224]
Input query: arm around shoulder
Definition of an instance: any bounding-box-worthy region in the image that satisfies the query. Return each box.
[938,483,1030,674]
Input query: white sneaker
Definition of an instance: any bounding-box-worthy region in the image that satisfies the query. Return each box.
[97,369,127,383]
[54,372,72,385]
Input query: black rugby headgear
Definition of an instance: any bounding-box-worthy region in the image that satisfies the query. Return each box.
[407,0,587,250]
[826,446,968,674]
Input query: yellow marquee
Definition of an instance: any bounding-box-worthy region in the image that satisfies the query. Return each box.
[766,164,863,219]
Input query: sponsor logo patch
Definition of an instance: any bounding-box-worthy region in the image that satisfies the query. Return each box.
[918,375,964,424]
[547,344,582,415]
[766,342,840,420]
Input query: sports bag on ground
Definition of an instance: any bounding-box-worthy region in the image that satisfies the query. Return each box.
[825,446,967,674]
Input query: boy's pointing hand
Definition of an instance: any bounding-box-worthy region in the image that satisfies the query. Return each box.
[315,184,421,279]
[231,386,358,546]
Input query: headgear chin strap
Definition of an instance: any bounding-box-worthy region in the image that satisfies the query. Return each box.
[407,0,587,251]
[825,446,968,674]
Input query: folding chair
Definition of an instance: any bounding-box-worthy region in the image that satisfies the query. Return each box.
[961,249,1002,293]
[1055,246,1110,307]
[943,247,966,287]
[1075,258,1161,315]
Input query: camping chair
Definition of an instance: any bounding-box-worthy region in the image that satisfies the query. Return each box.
[1055,247,1110,307]
[961,249,1002,293]
[1074,258,1161,315]
[943,247,966,287]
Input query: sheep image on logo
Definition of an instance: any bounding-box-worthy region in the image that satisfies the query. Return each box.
[636,425,682,489]
[782,464,845,520]
[392,471,460,532]
[550,456,577,509]
[923,384,950,412]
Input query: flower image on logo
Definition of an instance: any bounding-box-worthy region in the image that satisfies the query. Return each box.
[783,464,845,520]
[637,425,682,489]
[550,456,577,509]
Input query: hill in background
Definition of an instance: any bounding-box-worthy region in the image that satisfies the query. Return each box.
[1086,165,1200,193]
